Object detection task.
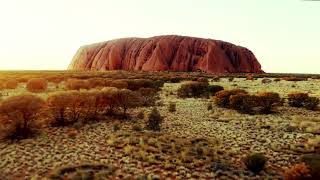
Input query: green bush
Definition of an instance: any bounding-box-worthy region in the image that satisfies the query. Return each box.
[243,153,267,174]
[146,107,163,131]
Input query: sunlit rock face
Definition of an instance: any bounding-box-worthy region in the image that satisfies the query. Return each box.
[68,35,263,73]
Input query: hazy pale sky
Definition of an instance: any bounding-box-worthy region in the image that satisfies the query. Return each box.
[0,0,319,73]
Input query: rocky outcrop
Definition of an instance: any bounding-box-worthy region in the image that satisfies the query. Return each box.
[68,35,263,73]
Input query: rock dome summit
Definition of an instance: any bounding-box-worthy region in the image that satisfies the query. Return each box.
[68,35,263,73]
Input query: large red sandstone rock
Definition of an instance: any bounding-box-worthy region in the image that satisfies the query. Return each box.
[68,35,263,73]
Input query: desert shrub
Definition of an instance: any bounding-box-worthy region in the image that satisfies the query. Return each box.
[168,102,176,112]
[0,80,5,90]
[283,77,307,82]
[100,87,119,114]
[257,92,282,113]
[177,81,209,98]
[208,85,224,96]
[114,89,142,115]
[46,76,64,85]
[229,93,257,114]
[16,77,29,83]
[132,124,143,132]
[207,103,213,111]
[146,107,163,131]
[300,154,320,179]
[65,78,89,90]
[228,77,234,82]
[26,78,48,93]
[50,90,104,124]
[74,90,103,122]
[47,91,75,126]
[110,80,128,89]
[87,78,108,89]
[127,79,159,91]
[169,77,183,83]
[112,123,120,132]
[274,78,281,82]
[261,78,272,84]
[137,88,159,106]
[46,90,95,126]
[283,163,312,180]
[214,89,248,108]
[304,97,320,110]
[137,111,145,119]
[4,79,19,89]
[288,93,319,110]
[82,90,105,120]
[243,153,267,174]
[0,94,46,140]
[288,93,309,107]
[229,92,281,114]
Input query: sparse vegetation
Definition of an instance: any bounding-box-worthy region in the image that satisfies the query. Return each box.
[243,153,267,174]
[1,71,320,179]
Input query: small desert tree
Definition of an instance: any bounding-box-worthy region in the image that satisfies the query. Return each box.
[81,89,104,120]
[26,78,48,93]
[137,87,159,106]
[0,94,46,139]
[114,89,142,115]
[101,87,119,114]
[47,91,74,126]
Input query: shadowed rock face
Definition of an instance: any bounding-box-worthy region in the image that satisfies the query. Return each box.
[68,35,263,73]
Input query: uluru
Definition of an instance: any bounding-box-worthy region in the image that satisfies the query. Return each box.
[68,35,263,73]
